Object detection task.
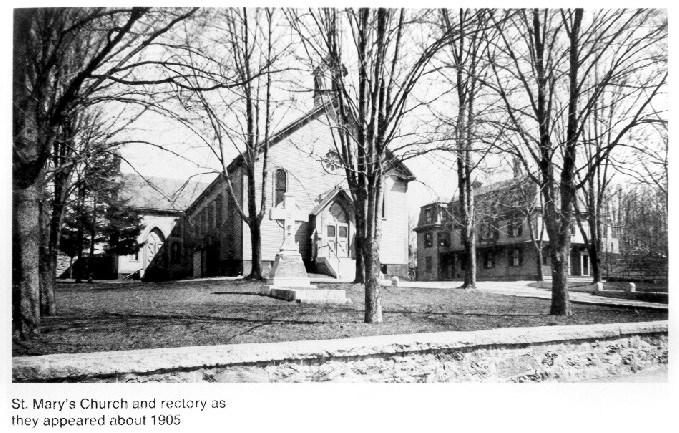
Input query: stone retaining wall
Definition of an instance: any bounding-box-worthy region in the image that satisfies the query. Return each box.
[13,321,668,383]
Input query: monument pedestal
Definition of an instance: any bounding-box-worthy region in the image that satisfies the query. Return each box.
[259,193,350,305]
[259,251,350,304]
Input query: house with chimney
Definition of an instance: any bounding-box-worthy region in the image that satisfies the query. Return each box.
[414,173,620,281]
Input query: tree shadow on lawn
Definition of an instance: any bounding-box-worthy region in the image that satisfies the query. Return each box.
[212,291,263,296]
[42,312,338,332]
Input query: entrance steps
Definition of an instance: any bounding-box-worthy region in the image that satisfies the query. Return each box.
[315,257,356,280]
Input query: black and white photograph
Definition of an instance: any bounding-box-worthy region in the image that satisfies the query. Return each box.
[6,2,672,432]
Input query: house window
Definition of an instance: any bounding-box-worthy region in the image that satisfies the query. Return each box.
[438,232,450,247]
[508,248,523,267]
[508,217,524,237]
[569,221,576,236]
[480,220,497,240]
[201,208,208,235]
[425,256,432,272]
[542,250,549,266]
[424,232,433,248]
[441,210,450,223]
[424,208,433,224]
[274,169,287,207]
[484,251,495,269]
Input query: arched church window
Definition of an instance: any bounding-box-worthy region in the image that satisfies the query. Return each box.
[275,168,287,206]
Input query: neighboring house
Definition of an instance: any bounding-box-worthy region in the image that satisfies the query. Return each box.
[414,175,620,281]
[116,174,209,280]
[176,83,414,280]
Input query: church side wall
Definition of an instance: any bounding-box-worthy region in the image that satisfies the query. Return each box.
[379,175,408,272]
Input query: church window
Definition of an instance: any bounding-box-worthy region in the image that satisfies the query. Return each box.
[208,202,215,229]
[216,194,223,227]
[382,192,386,219]
[274,169,287,206]
[171,242,182,265]
[200,208,207,235]
[322,150,341,172]
[172,218,182,237]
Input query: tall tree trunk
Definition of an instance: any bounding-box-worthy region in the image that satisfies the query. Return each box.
[14,185,42,338]
[536,247,545,281]
[363,175,384,323]
[548,8,582,317]
[74,185,85,283]
[249,220,263,280]
[363,224,382,323]
[458,167,476,289]
[13,9,42,338]
[353,206,366,284]
[588,208,602,283]
[527,213,545,281]
[246,168,262,280]
[39,199,56,315]
[549,242,572,315]
[353,234,365,284]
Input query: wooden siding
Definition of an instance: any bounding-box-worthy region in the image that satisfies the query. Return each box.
[379,175,408,265]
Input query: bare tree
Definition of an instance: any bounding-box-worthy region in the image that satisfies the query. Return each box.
[288,8,453,322]
[13,7,197,338]
[486,8,666,315]
[161,8,292,279]
[437,9,500,289]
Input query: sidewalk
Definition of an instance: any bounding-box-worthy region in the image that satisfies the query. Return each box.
[381,279,668,311]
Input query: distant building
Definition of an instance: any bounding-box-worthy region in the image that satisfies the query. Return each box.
[414,176,620,281]
[116,174,208,280]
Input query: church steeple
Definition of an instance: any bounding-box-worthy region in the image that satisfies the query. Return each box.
[313,63,329,107]
[313,57,346,107]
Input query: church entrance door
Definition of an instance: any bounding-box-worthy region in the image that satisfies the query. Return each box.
[326,202,350,258]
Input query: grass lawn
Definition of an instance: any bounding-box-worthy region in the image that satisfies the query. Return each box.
[12,279,667,357]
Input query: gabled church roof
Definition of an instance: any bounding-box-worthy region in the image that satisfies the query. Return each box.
[309,186,353,216]
[119,173,211,213]
[187,97,416,212]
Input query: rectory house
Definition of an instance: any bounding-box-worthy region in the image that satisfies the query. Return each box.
[414,176,620,281]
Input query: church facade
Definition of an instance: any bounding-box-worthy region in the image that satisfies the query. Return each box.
[149,100,414,281]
